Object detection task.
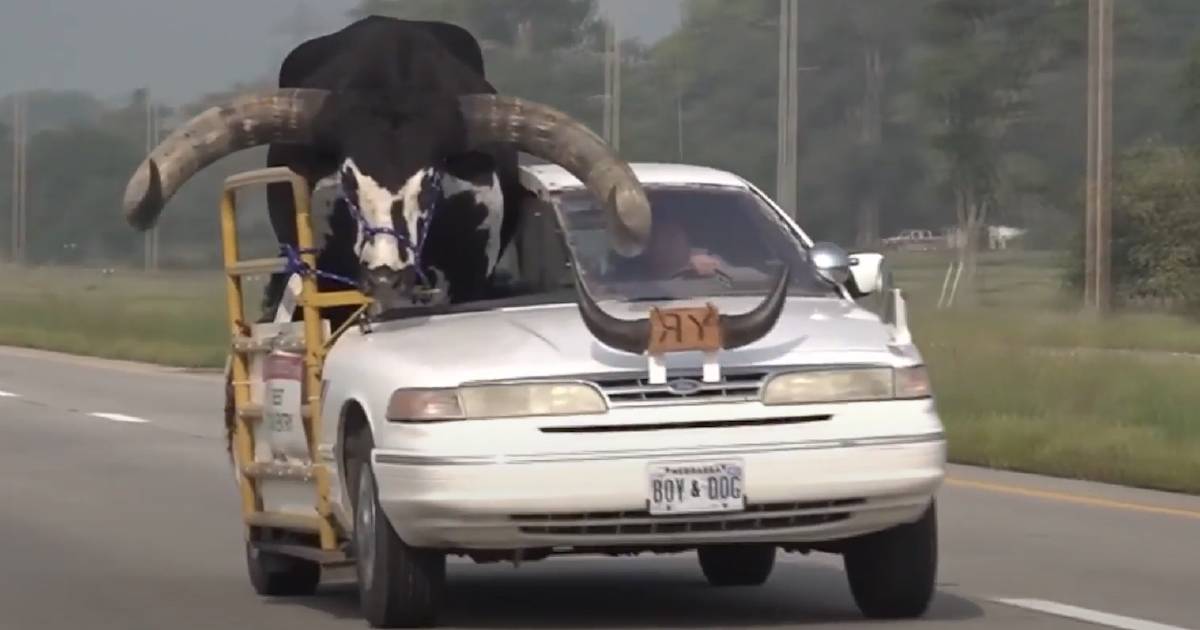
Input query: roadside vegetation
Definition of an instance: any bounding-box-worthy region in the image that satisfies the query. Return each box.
[900,249,1200,495]
[0,264,228,368]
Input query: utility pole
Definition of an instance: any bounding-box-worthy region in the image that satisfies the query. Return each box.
[613,27,621,152]
[10,93,26,265]
[602,21,621,150]
[144,88,160,271]
[1084,0,1113,313]
[776,0,800,219]
[676,82,684,161]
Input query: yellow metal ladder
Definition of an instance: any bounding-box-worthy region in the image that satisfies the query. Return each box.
[219,167,371,555]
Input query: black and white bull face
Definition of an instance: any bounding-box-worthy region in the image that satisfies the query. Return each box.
[336,156,504,307]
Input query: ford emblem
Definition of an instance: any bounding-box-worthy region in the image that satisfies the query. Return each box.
[666,378,703,395]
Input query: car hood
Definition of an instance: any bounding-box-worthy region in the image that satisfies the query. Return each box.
[325,296,915,387]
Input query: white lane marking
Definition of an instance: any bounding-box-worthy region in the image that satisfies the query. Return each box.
[992,598,1192,630]
[0,390,19,398]
[89,412,150,424]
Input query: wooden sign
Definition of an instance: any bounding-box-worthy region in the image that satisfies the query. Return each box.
[648,304,723,354]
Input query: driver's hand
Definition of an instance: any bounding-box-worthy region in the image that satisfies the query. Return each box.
[690,252,723,276]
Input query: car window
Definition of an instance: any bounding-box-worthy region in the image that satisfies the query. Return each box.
[554,185,839,301]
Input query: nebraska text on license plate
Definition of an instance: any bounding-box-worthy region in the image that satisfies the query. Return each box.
[647,460,745,515]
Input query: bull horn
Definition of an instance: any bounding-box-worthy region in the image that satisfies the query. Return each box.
[718,264,791,349]
[457,94,652,257]
[122,88,331,230]
[572,273,651,356]
[572,264,792,355]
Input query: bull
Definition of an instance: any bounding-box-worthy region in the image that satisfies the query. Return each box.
[120,15,789,387]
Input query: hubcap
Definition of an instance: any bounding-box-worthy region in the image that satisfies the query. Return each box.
[355,465,377,587]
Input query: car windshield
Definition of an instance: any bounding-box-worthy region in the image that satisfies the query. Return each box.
[557,185,840,302]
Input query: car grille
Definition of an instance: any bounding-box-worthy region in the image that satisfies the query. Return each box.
[511,498,863,537]
[589,369,770,407]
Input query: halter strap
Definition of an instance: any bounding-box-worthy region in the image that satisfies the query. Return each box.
[337,171,444,286]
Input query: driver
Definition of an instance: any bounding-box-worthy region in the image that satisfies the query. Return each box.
[638,214,770,284]
[643,214,726,278]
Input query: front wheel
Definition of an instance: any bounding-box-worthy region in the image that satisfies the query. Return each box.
[842,500,938,619]
[245,539,321,596]
[352,437,445,628]
[697,543,776,586]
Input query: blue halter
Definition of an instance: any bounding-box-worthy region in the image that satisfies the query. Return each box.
[338,170,444,286]
[279,170,444,290]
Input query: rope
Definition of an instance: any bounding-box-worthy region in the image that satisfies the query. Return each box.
[279,244,358,288]
[277,169,446,294]
[336,169,444,287]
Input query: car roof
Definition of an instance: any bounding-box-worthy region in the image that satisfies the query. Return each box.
[314,163,753,194]
[522,162,753,192]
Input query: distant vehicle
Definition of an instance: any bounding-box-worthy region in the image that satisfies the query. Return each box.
[988,225,1027,250]
[227,162,946,628]
[882,229,941,251]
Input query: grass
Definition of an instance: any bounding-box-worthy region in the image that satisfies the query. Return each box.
[887,248,1200,493]
[922,341,1200,494]
[895,248,1200,355]
[0,264,233,368]
[3,253,1200,494]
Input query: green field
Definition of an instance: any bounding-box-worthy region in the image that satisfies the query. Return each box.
[0,264,232,368]
[2,251,1199,494]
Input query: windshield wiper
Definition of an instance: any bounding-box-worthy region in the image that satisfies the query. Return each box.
[624,295,683,303]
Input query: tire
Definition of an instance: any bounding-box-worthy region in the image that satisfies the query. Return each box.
[245,540,321,596]
[697,543,776,586]
[843,500,938,619]
[350,431,445,628]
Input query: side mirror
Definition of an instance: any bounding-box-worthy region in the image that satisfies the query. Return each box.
[809,241,852,286]
[846,252,886,298]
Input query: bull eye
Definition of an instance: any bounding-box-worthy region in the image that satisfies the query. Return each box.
[339,171,360,208]
[417,184,437,211]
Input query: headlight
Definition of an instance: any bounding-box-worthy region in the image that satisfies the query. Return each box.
[761,366,932,405]
[893,365,932,399]
[386,388,464,422]
[387,382,607,422]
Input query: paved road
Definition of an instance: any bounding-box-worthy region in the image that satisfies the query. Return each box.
[1,344,1197,630]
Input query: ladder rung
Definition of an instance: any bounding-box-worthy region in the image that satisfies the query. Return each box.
[232,335,306,353]
[244,461,318,481]
[250,540,352,566]
[301,290,372,308]
[246,511,325,533]
[224,166,308,191]
[227,257,287,277]
[238,403,313,422]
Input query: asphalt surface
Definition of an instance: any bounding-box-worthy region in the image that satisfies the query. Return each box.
[1,344,1197,630]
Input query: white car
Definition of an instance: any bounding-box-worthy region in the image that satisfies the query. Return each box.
[303,162,944,627]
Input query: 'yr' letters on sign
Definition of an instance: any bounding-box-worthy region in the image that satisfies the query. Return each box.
[649,304,722,353]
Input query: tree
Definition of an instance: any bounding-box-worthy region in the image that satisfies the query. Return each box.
[22,124,144,264]
[640,0,782,193]
[794,0,928,247]
[914,0,1082,291]
[1105,141,1200,310]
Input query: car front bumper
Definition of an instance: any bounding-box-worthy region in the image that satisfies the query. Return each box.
[371,399,946,550]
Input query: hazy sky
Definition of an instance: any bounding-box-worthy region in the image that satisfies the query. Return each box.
[0,0,682,105]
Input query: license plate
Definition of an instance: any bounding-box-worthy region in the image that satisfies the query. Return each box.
[647,460,745,515]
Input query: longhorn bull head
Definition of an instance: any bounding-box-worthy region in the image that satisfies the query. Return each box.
[120,89,789,355]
